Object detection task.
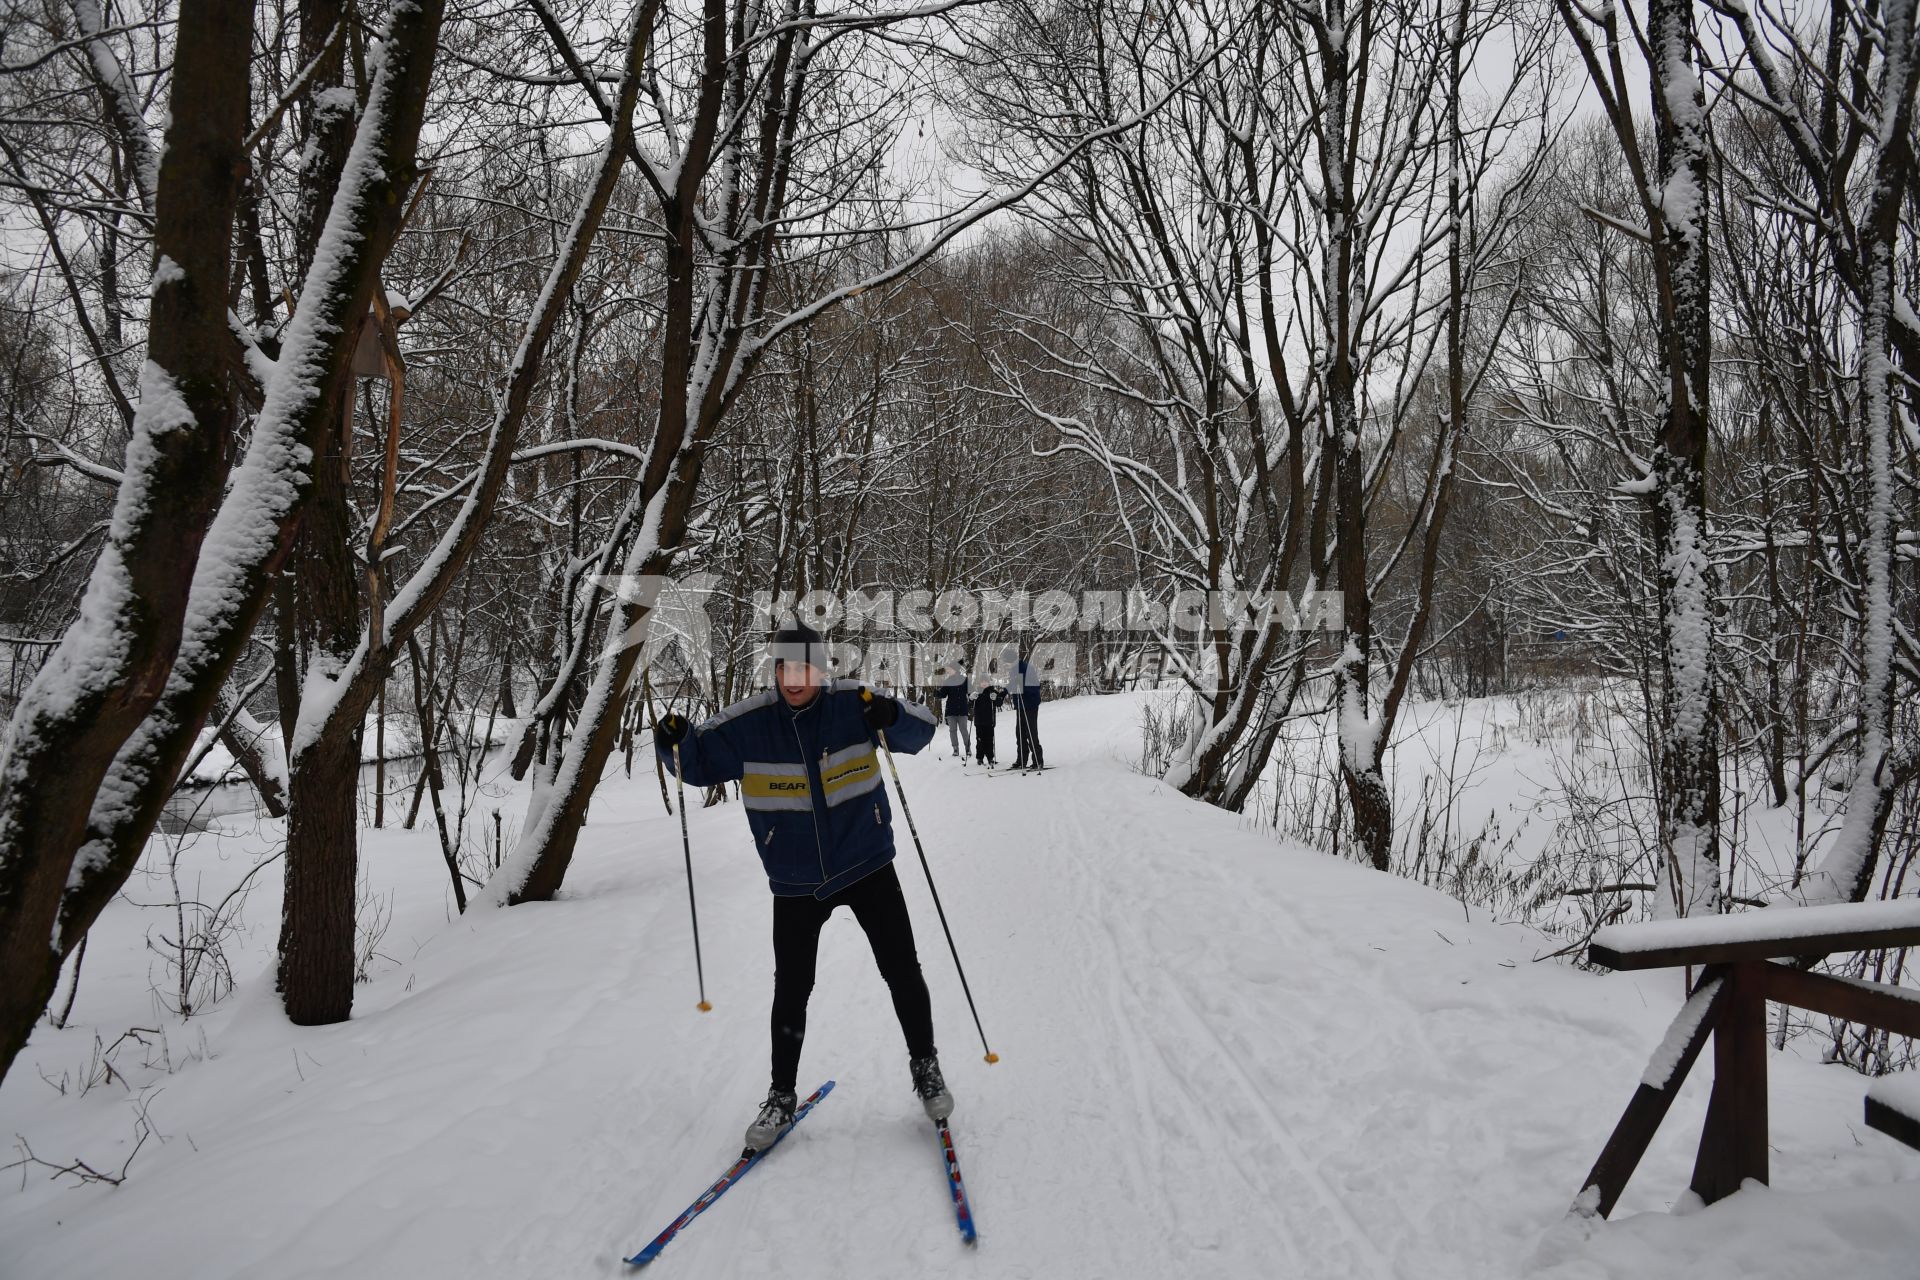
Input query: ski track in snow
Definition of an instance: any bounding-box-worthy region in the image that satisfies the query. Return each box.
[1042,764,1386,1276]
[2,696,1917,1280]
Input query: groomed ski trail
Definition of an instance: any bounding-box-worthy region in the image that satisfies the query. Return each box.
[3,695,1916,1280]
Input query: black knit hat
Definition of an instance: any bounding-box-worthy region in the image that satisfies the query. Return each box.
[768,622,828,672]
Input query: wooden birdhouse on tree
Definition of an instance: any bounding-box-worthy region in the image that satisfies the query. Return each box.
[351,290,413,381]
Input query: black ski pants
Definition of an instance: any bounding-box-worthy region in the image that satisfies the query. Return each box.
[1013,699,1044,768]
[770,863,935,1092]
[974,714,996,763]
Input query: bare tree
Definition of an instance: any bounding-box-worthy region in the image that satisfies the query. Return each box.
[0,0,445,1081]
[958,0,1558,861]
[489,0,1189,905]
[1551,0,1722,914]
[1708,0,1920,905]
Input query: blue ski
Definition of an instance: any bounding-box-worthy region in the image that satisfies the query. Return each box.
[936,1119,977,1245]
[625,1080,835,1267]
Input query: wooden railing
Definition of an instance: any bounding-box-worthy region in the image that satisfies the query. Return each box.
[1573,899,1920,1219]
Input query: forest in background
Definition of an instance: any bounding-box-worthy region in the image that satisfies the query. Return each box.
[0,0,1914,1089]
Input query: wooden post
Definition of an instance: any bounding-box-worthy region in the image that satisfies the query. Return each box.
[1578,907,1920,1215]
[1574,969,1727,1218]
[1689,961,1769,1204]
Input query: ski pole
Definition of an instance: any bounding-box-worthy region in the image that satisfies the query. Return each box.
[670,737,712,1013]
[863,690,999,1064]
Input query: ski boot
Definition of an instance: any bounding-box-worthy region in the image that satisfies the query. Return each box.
[910,1055,953,1123]
[744,1087,797,1152]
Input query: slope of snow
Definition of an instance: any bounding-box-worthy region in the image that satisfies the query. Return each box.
[2,693,1915,1278]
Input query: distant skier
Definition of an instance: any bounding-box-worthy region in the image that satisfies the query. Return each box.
[970,682,1001,765]
[939,664,971,759]
[655,623,951,1152]
[1010,655,1045,770]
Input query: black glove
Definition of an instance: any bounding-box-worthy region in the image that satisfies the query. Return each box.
[861,691,899,733]
[657,712,690,747]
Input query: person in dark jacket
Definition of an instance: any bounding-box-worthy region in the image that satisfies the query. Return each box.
[1010,656,1045,769]
[939,665,971,758]
[656,624,949,1151]
[970,682,1001,765]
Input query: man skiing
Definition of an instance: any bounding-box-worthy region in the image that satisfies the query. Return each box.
[655,624,952,1152]
[939,663,971,759]
[1010,654,1045,770]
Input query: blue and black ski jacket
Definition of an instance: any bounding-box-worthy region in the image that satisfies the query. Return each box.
[661,679,937,898]
[1014,660,1041,710]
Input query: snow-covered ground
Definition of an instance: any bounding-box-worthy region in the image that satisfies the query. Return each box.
[1244,684,1868,933]
[2,693,1915,1278]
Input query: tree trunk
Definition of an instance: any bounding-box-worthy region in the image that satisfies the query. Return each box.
[504,589,657,903]
[43,0,446,1061]
[498,652,517,720]
[1646,0,1721,916]
[279,724,363,1025]
[213,702,288,818]
[273,0,367,1025]
[1803,0,1918,905]
[279,389,367,1019]
[1319,0,1390,873]
[269,0,662,1004]
[408,633,467,912]
[0,0,252,1084]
